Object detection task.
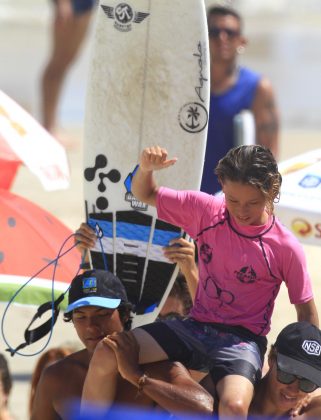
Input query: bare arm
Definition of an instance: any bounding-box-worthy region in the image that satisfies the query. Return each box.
[295,298,319,327]
[31,368,61,420]
[163,237,198,300]
[142,362,214,416]
[252,77,279,158]
[105,332,213,415]
[131,146,177,207]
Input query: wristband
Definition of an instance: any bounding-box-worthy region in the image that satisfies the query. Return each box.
[137,373,148,395]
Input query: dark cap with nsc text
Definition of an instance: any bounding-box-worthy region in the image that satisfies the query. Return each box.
[64,269,128,314]
[275,321,321,387]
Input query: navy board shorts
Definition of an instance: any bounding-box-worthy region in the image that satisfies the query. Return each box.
[53,0,97,15]
[140,318,267,385]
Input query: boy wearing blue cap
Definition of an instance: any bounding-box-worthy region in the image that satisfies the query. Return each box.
[31,269,213,419]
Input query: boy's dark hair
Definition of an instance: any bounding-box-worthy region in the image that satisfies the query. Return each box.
[0,353,12,396]
[207,5,243,30]
[63,302,133,331]
[215,145,282,213]
[169,273,193,315]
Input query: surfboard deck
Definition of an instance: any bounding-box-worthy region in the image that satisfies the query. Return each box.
[83,0,210,327]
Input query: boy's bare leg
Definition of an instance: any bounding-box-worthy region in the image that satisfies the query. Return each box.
[81,340,118,409]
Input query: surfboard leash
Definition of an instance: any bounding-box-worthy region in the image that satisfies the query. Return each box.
[1,233,82,357]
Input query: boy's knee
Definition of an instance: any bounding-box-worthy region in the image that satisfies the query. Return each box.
[220,397,249,416]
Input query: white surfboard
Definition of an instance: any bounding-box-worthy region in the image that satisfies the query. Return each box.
[83,0,210,327]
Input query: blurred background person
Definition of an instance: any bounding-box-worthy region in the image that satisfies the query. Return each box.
[201,5,280,195]
[0,353,13,420]
[29,345,75,417]
[41,0,97,136]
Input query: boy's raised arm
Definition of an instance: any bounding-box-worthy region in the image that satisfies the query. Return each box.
[132,146,177,207]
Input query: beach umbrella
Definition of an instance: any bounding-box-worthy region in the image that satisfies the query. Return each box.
[0,89,70,191]
[0,189,80,308]
[275,148,321,246]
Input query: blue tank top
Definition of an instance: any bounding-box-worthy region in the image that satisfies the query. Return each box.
[200,66,261,195]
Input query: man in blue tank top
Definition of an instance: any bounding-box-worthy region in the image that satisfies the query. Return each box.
[201,6,279,195]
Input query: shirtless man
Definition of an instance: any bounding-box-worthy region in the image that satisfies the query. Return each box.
[31,270,212,419]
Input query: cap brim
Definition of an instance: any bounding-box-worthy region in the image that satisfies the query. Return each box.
[64,296,121,314]
[277,353,321,387]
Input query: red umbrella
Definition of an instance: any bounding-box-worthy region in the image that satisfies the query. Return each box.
[0,189,80,307]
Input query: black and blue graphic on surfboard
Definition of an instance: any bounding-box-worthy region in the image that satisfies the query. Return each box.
[124,165,148,211]
[87,211,182,315]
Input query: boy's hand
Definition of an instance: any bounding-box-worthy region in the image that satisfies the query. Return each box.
[74,223,97,253]
[163,237,196,274]
[140,146,177,172]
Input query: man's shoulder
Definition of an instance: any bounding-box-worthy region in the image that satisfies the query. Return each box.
[238,66,262,86]
[43,350,88,380]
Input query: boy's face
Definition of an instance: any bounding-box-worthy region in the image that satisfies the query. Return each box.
[72,305,123,354]
[222,180,268,226]
[267,359,308,412]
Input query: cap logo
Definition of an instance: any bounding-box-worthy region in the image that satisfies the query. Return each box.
[302,340,321,356]
[82,277,97,294]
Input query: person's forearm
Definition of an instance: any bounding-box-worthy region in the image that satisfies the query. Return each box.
[295,299,319,328]
[132,167,158,206]
[136,375,213,415]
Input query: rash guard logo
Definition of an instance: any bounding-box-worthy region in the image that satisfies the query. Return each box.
[235,266,257,284]
[199,243,212,264]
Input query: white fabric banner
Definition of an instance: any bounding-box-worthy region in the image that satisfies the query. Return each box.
[0,90,70,191]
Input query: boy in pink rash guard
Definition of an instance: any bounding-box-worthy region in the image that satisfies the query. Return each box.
[82,145,318,419]
[157,187,312,336]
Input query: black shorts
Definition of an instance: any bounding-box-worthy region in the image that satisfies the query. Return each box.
[140,318,266,385]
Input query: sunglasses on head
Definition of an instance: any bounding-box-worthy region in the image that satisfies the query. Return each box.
[277,366,318,393]
[208,27,240,39]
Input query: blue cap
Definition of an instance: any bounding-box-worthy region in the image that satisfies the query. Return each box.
[65,269,128,314]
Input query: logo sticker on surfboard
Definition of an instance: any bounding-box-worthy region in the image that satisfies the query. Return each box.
[84,154,121,211]
[178,102,208,133]
[178,41,209,134]
[101,3,150,32]
[124,165,148,211]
